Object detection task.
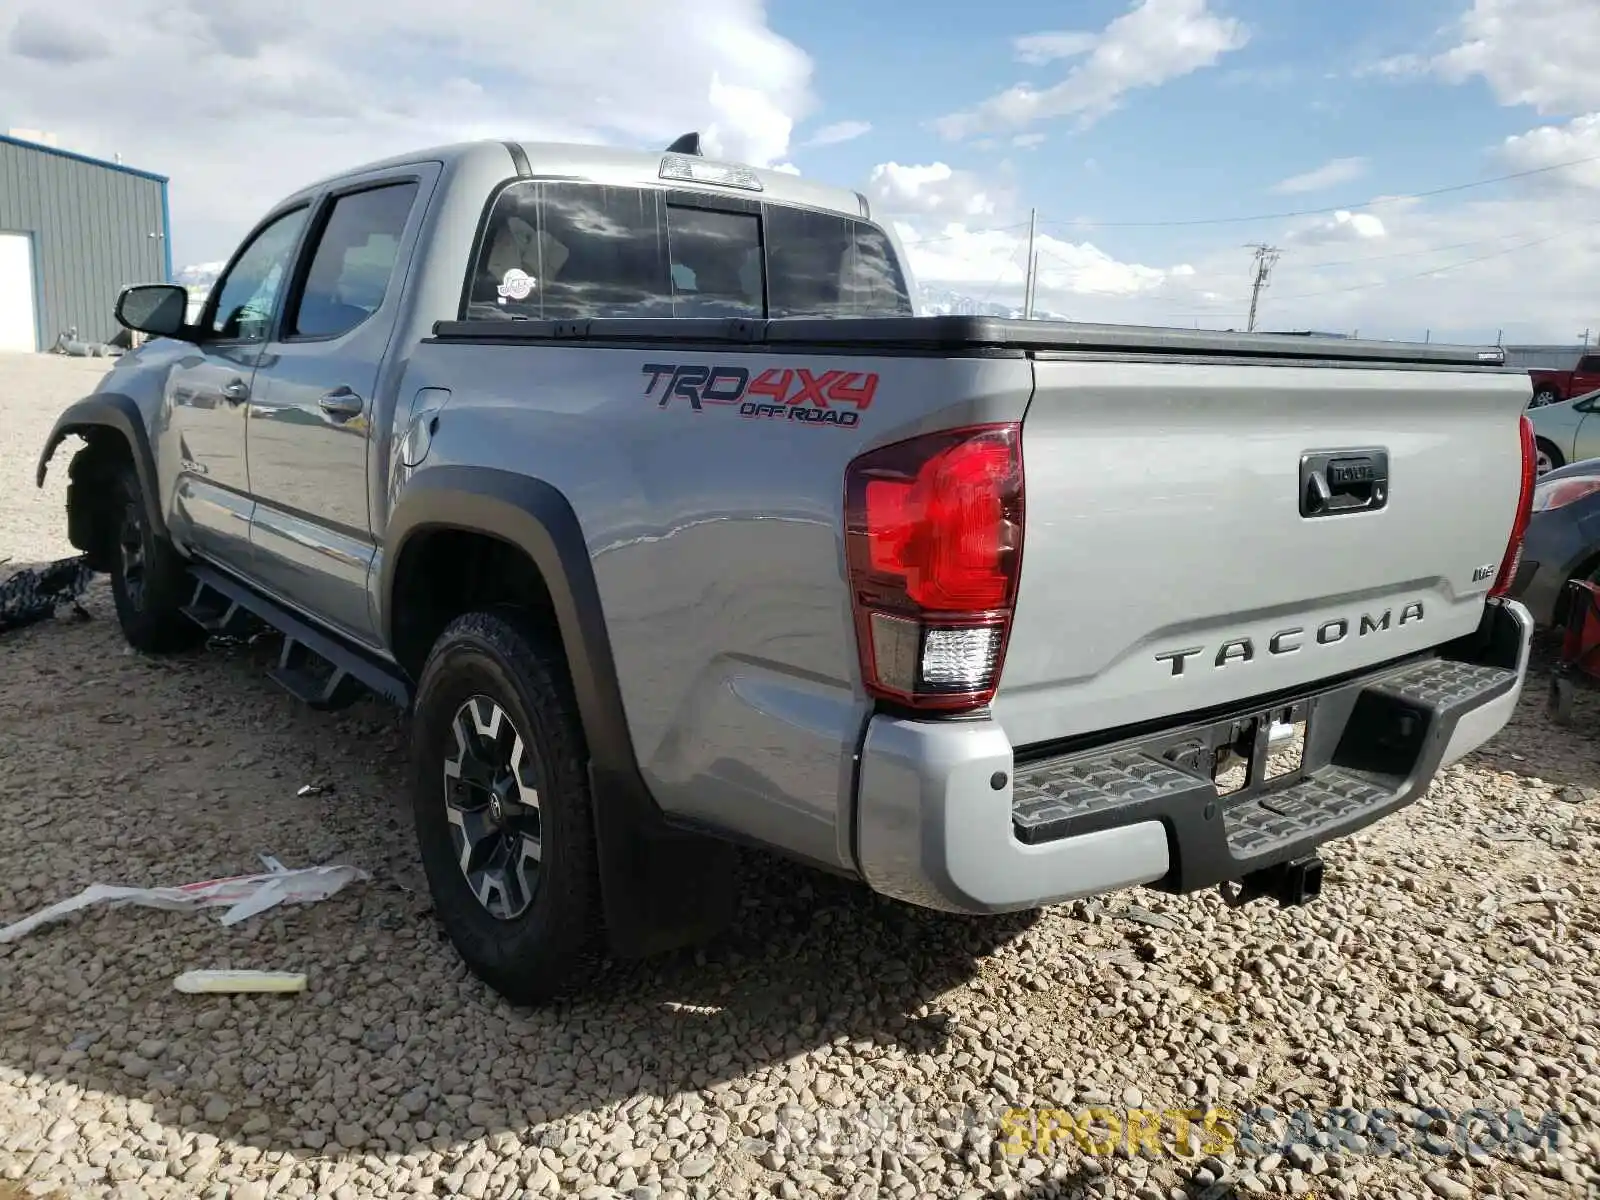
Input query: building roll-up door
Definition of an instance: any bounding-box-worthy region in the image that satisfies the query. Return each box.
[0,233,39,352]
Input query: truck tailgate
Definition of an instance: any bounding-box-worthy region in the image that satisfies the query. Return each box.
[993,357,1531,749]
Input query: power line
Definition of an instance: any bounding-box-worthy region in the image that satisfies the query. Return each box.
[1292,230,1564,271]
[975,242,1027,310]
[1268,224,1598,302]
[896,221,1030,246]
[1036,152,1600,231]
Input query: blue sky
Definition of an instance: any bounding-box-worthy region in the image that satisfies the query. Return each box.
[4,0,1599,341]
[761,0,1600,339]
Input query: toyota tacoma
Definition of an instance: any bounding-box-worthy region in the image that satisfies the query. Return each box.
[37,136,1538,1002]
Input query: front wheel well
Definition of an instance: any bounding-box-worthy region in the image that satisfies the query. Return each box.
[389,529,563,682]
[61,428,137,571]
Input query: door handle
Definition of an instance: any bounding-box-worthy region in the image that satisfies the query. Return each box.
[221,379,250,404]
[318,387,365,418]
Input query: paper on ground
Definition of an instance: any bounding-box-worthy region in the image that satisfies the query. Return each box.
[174,970,308,994]
[0,856,368,944]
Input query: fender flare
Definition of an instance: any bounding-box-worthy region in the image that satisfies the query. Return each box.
[382,465,737,957]
[35,393,168,541]
[382,466,635,777]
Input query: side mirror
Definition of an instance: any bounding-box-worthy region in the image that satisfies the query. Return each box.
[115,284,193,339]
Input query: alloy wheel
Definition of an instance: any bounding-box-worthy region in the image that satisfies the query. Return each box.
[442,696,543,920]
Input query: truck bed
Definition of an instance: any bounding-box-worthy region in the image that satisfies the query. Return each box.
[410,313,1530,878]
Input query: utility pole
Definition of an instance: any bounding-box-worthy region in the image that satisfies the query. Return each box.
[1023,208,1038,319]
[1581,329,1592,348]
[1245,243,1280,333]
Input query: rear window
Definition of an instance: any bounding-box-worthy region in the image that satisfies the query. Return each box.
[463,181,911,321]
[665,204,764,318]
[1579,355,1600,374]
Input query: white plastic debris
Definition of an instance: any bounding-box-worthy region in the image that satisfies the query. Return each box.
[0,856,368,944]
[174,970,308,995]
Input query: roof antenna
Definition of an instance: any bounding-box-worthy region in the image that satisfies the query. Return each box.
[665,132,702,156]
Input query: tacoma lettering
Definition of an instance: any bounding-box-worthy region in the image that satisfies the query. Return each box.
[1155,603,1425,676]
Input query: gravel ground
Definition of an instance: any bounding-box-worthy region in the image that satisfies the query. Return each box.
[2,353,1599,1200]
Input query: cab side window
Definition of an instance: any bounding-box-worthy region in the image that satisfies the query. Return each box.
[287,183,419,340]
[208,207,310,342]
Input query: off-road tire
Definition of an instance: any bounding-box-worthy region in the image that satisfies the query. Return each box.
[410,610,601,1004]
[107,465,201,653]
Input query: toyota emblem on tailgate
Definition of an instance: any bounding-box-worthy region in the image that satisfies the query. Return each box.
[1301,448,1389,518]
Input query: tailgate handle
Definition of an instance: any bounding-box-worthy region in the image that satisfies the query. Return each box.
[1301,449,1388,518]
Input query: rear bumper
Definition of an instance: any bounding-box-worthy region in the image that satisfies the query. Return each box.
[854,599,1532,915]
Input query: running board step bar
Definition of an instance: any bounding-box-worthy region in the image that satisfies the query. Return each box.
[180,585,256,638]
[183,564,412,710]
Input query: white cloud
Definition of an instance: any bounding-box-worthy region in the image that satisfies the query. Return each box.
[1270,156,1369,195]
[1497,112,1600,190]
[1432,0,1600,115]
[866,162,1003,218]
[1355,53,1426,80]
[770,161,802,176]
[1013,133,1048,149]
[803,119,871,148]
[894,220,1189,311]
[934,0,1248,139]
[888,181,1600,342]
[1289,210,1388,245]
[0,0,814,264]
[1013,31,1098,65]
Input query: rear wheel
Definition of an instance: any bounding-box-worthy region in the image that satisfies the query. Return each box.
[1536,438,1563,477]
[107,465,201,653]
[1532,386,1561,408]
[410,610,600,1004]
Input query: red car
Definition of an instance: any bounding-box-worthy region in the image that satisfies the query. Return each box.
[1530,353,1600,407]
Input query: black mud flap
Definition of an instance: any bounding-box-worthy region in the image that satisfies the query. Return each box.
[589,762,738,959]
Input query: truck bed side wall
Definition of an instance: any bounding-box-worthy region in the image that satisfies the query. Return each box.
[395,342,1035,871]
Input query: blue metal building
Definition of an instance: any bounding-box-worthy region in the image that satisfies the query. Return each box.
[0,133,170,352]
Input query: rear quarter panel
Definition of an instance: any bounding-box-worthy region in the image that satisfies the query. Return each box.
[397,341,1034,870]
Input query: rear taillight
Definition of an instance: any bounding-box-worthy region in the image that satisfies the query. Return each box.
[843,423,1024,711]
[1489,414,1537,598]
[1532,476,1600,512]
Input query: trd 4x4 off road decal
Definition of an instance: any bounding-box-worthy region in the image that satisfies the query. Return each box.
[642,364,878,428]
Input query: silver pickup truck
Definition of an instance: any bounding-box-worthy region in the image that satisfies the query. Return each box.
[38,136,1538,1003]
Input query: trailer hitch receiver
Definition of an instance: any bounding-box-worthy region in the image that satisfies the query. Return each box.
[1219,853,1324,909]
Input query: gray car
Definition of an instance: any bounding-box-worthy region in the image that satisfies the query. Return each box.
[1529,386,1600,475]
[1508,456,1600,626]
